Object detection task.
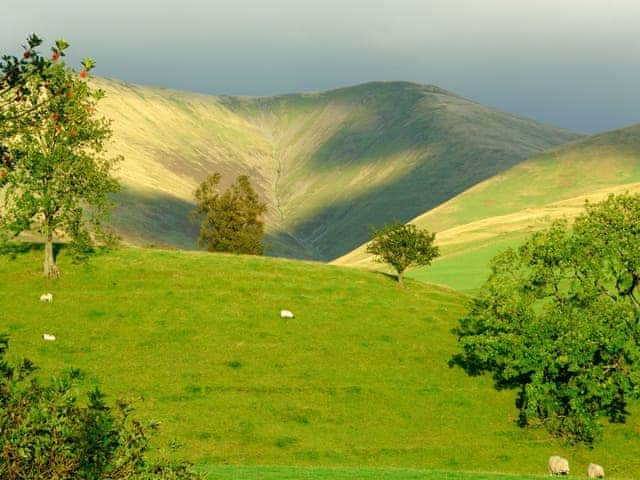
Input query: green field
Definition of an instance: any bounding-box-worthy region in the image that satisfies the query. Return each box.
[199,465,549,480]
[2,246,640,478]
[406,235,527,292]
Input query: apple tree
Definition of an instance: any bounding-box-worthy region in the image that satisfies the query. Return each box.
[0,34,121,278]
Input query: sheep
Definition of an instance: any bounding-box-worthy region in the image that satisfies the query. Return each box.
[548,456,570,476]
[280,310,294,319]
[588,463,605,479]
[42,333,56,341]
[40,293,53,302]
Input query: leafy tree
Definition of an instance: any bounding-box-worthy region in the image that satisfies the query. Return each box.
[366,222,439,286]
[0,34,121,278]
[451,193,640,444]
[193,173,267,255]
[0,335,203,479]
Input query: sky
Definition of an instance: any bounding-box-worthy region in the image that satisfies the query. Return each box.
[2,0,639,133]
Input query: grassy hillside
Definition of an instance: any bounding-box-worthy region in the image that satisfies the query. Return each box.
[2,247,640,477]
[94,78,579,260]
[336,123,640,290]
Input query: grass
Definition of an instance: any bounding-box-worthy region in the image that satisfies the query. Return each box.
[198,465,551,480]
[406,235,527,292]
[337,123,640,290]
[96,78,579,261]
[2,246,640,477]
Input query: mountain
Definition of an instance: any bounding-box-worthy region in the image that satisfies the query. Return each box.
[95,78,580,260]
[335,123,640,289]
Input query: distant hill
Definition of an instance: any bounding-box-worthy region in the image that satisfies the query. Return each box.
[95,78,580,260]
[336,123,640,289]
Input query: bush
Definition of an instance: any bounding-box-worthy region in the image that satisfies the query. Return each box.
[0,335,204,479]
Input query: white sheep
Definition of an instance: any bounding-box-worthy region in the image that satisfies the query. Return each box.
[588,463,605,479]
[548,456,570,476]
[39,293,53,302]
[280,310,294,319]
[42,333,56,341]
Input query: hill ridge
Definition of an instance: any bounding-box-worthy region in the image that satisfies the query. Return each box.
[93,77,581,259]
[335,122,640,289]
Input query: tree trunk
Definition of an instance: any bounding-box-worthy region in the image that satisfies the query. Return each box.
[44,233,59,279]
[397,270,404,287]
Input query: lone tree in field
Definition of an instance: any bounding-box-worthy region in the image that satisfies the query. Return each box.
[193,173,267,255]
[366,222,439,286]
[452,193,640,444]
[0,335,203,479]
[0,35,121,278]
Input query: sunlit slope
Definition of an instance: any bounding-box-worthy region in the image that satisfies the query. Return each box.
[93,78,312,257]
[335,123,640,289]
[3,247,640,476]
[96,78,579,259]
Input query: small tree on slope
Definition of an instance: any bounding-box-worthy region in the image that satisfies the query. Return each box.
[193,173,267,255]
[451,193,640,444]
[0,35,121,278]
[366,222,439,286]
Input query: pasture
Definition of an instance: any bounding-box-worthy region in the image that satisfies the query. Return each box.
[1,246,639,477]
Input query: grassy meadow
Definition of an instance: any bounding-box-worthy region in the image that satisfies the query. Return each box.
[198,465,550,479]
[2,246,640,478]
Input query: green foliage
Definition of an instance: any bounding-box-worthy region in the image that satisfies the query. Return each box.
[0,335,203,479]
[0,35,121,278]
[452,193,640,444]
[193,173,266,255]
[367,222,439,285]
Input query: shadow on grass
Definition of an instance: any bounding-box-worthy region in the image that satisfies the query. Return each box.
[372,270,400,284]
[0,241,44,259]
[0,241,114,263]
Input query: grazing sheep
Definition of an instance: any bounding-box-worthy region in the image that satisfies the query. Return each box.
[588,463,605,478]
[42,333,56,341]
[548,456,570,476]
[40,293,53,302]
[280,310,294,319]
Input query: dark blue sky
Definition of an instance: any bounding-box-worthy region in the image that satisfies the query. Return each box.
[3,0,639,133]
